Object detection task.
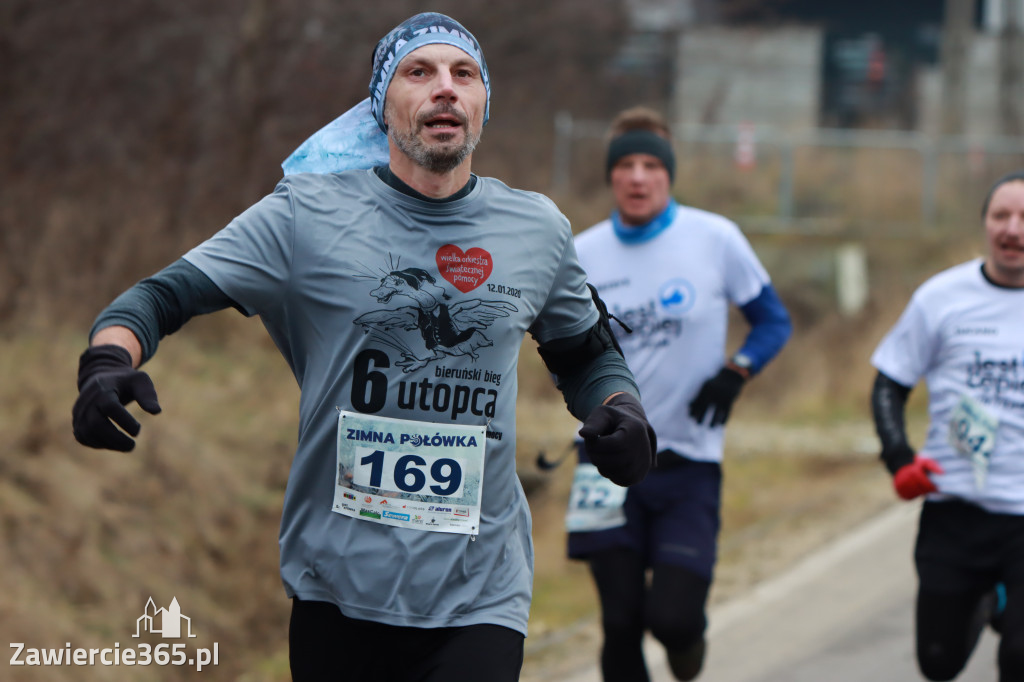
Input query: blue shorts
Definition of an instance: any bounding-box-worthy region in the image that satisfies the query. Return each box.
[567,445,722,580]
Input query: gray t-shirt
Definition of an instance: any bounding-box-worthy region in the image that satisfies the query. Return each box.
[183,169,598,634]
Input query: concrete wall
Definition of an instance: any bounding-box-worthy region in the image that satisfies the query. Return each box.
[672,26,823,130]
[983,0,1024,32]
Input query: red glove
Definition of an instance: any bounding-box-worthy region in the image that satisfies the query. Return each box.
[892,456,944,500]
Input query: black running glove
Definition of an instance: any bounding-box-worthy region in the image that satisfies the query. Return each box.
[72,345,162,452]
[688,367,746,427]
[578,393,657,486]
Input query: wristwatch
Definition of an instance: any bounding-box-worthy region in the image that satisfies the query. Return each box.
[728,352,753,379]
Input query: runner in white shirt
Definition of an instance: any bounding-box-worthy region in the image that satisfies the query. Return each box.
[871,169,1024,681]
[566,107,792,681]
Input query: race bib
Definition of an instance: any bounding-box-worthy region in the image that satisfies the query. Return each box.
[333,411,486,535]
[948,394,998,492]
[565,463,628,533]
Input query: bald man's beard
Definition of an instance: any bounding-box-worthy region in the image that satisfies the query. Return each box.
[386,103,481,174]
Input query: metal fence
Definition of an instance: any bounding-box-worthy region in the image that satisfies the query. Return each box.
[552,111,1024,235]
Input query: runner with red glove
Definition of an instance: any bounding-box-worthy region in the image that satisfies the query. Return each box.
[870,170,1024,682]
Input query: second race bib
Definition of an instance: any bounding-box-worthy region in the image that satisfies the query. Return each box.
[565,463,628,533]
[948,394,998,491]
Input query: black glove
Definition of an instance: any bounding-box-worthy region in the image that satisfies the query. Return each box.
[72,345,161,452]
[688,367,745,427]
[578,393,656,486]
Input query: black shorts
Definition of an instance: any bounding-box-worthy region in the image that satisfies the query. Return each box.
[289,598,524,682]
[915,499,1024,592]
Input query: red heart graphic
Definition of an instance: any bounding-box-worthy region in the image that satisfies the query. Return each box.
[436,245,493,293]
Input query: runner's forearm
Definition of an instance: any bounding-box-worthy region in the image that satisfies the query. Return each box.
[871,371,915,473]
[90,258,241,363]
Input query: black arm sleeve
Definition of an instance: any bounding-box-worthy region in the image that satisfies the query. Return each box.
[536,284,640,420]
[89,258,243,364]
[538,329,640,421]
[871,371,915,474]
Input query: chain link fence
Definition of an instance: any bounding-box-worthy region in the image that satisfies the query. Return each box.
[553,112,1024,236]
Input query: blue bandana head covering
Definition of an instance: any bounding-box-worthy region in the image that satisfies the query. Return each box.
[282,13,489,176]
[368,12,490,133]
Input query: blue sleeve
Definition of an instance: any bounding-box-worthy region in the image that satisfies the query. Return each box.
[90,258,241,364]
[736,283,792,375]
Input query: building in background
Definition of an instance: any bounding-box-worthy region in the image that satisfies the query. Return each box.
[917,0,1024,136]
[673,24,822,130]
[621,0,1023,136]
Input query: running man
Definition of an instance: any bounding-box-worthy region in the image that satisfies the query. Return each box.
[566,107,792,681]
[71,14,655,682]
[871,170,1024,681]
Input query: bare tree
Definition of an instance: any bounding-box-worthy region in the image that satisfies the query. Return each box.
[0,0,629,326]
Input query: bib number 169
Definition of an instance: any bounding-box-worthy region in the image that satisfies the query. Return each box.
[354,448,463,497]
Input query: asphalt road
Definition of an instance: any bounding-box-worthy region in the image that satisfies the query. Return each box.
[566,501,1000,682]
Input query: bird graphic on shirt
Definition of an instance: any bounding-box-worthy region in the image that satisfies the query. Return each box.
[354,267,517,372]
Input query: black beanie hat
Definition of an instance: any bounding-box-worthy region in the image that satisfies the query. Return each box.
[606,129,675,183]
[981,169,1024,218]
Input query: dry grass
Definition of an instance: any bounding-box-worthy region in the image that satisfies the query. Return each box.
[0,320,295,682]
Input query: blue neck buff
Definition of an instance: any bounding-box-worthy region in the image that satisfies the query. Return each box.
[612,200,678,244]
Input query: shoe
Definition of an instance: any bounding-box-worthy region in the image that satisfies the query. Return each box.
[666,637,706,681]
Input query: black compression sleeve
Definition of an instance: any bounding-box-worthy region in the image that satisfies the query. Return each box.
[90,259,242,363]
[871,371,915,474]
[537,326,640,421]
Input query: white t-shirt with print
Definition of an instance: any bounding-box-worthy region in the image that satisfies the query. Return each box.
[575,204,770,463]
[872,259,1024,513]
